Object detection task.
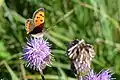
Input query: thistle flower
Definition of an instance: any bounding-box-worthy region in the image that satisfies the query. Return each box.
[67,39,95,76]
[21,37,51,75]
[80,69,114,80]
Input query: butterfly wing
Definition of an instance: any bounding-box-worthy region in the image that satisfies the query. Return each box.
[32,8,44,32]
[25,19,35,34]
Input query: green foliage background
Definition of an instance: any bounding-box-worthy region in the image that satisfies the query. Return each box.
[0,0,120,80]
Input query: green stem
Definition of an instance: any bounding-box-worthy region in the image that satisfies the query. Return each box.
[41,75,45,80]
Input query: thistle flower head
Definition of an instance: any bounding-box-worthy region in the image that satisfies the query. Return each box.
[67,39,95,61]
[67,39,95,76]
[21,37,51,74]
[82,69,113,80]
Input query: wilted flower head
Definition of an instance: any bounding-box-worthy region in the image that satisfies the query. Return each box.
[81,69,113,80]
[67,39,95,76]
[21,37,51,74]
[71,60,91,76]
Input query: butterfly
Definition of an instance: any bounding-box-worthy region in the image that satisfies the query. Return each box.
[25,8,45,38]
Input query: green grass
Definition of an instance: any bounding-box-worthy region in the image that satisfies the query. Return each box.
[0,0,120,79]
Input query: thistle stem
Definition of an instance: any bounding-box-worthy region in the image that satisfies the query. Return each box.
[77,75,83,80]
[78,76,83,80]
[41,75,45,80]
[39,69,45,80]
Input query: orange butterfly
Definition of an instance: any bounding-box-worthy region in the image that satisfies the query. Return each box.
[25,8,45,38]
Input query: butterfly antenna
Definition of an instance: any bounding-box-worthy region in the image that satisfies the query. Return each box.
[45,9,74,33]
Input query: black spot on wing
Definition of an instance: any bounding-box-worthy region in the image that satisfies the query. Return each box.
[37,16,40,18]
[35,20,37,22]
[39,14,42,16]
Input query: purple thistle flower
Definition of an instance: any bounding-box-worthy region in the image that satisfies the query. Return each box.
[21,37,51,74]
[80,69,114,80]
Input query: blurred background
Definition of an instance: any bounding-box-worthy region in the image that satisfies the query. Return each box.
[0,0,120,80]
